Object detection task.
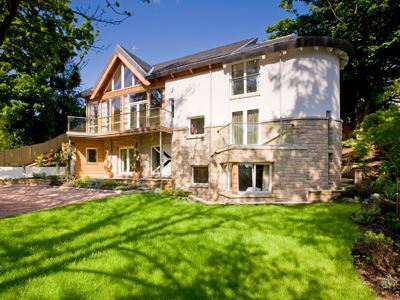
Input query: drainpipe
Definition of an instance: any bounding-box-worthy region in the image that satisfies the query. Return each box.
[279,51,283,144]
[208,65,213,199]
[159,131,163,178]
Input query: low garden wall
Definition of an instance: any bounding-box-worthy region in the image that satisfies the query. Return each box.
[0,166,67,179]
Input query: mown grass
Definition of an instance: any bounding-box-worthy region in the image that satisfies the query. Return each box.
[0,194,375,299]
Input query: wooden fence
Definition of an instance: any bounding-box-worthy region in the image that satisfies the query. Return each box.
[0,133,68,166]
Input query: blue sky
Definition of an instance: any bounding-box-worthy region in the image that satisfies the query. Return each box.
[72,0,307,89]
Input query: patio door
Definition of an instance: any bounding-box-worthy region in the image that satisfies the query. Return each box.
[120,147,135,174]
[151,146,171,177]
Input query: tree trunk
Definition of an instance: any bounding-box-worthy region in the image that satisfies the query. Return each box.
[0,0,21,47]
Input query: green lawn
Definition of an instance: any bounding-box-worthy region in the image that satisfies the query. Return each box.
[0,194,375,299]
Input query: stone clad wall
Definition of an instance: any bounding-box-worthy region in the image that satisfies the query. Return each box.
[171,118,342,202]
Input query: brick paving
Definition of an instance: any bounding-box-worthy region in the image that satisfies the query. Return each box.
[0,185,118,218]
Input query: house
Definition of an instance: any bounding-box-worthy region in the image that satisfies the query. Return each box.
[67,35,352,203]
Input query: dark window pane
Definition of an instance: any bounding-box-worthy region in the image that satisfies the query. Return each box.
[129,92,147,103]
[246,75,258,93]
[87,149,97,163]
[232,78,244,95]
[150,89,162,108]
[190,118,204,135]
[113,65,122,90]
[193,167,208,183]
[124,67,133,88]
[232,63,244,78]
[246,60,259,75]
[255,165,266,191]
[239,164,253,192]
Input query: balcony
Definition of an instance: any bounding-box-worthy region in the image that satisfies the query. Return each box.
[67,108,173,137]
[217,122,294,147]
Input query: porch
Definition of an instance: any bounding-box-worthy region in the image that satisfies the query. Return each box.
[72,132,172,180]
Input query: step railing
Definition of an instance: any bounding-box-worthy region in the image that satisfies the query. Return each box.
[217,122,294,146]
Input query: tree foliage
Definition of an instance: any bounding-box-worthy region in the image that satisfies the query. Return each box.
[266,0,400,126]
[0,1,151,149]
[0,0,98,149]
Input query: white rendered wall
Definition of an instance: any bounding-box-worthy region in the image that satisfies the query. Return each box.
[0,166,66,179]
[165,47,341,128]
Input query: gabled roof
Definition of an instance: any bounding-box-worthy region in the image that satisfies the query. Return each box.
[119,45,153,75]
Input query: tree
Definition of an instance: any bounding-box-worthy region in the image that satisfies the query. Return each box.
[0,0,96,148]
[0,0,150,149]
[266,0,400,126]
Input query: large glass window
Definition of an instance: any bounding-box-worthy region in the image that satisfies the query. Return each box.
[113,65,122,90]
[193,166,208,184]
[111,97,120,131]
[231,59,259,96]
[123,66,133,88]
[238,164,271,193]
[88,102,98,133]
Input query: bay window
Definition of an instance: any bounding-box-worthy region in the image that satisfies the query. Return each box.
[238,164,272,193]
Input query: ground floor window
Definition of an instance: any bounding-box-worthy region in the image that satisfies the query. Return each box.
[192,166,208,184]
[86,148,98,163]
[120,148,135,173]
[238,163,272,193]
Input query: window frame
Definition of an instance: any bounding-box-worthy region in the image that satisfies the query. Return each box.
[188,116,205,137]
[108,64,142,92]
[237,163,272,194]
[231,109,259,145]
[230,58,260,97]
[86,148,98,164]
[192,165,209,185]
[119,147,135,175]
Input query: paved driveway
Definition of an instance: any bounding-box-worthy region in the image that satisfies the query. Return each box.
[0,185,119,218]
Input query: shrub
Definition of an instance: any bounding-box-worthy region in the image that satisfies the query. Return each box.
[32,172,46,179]
[385,213,400,233]
[96,179,119,190]
[35,154,44,167]
[161,188,189,198]
[375,175,398,200]
[355,230,399,272]
[352,207,381,225]
[342,182,375,199]
[379,274,399,291]
[73,176,93,188]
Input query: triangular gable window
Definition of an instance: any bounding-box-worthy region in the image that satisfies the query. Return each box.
[104,63,141,93]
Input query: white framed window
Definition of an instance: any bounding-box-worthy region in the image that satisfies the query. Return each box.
[231,109,259,145]
[231,59,260,96]
[120,147,136,174]
[189,116,205,135]
[192,166,208,184]
[238,163,272,193]
[86,148,98,163]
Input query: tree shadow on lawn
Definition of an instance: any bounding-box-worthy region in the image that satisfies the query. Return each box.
[0,196,372,299]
